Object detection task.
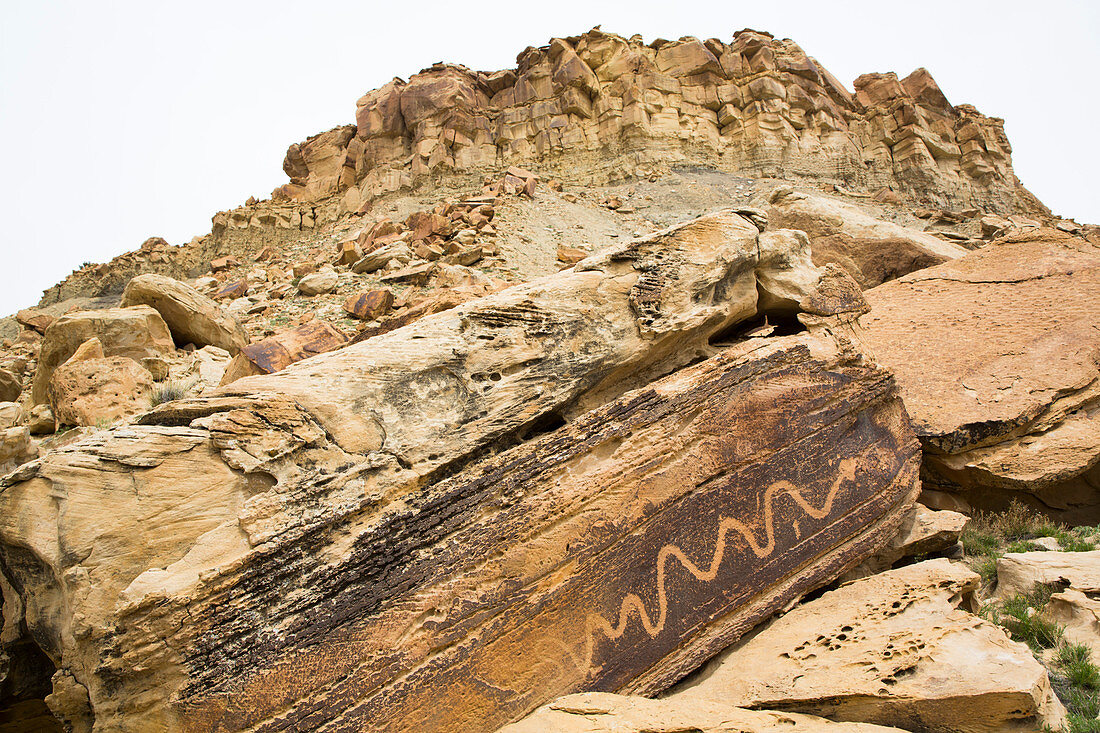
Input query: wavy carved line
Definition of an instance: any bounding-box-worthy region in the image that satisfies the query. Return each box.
[558,457,858,673]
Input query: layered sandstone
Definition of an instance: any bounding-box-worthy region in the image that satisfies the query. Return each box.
[279,28,1041,218]
[0,214,919,732]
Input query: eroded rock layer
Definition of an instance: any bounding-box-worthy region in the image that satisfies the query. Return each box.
[0,215,919,732]
[280,28,1040,217]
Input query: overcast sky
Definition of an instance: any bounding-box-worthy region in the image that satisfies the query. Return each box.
[2,1,1096,316]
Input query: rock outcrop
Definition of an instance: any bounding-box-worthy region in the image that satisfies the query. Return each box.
[279,29,1041,218]
[678,559,1066,732]
[120,273,249,354]
[766,186,969,288]
[30,306,175,405]
[0,214,919,732]
[859,231,1100,521]
[498,692,908,733]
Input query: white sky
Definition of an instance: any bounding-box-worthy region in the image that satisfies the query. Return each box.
[1,1,1096,316]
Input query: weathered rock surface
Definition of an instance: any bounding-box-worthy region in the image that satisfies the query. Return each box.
[840,504,967,581]
[498,692,907,733]
[296,268,338,295]
[218,320,349,386]
[120,273,249,354]
[31,306,175,405]
[0,370,20,403]
[278,29,1042,219]
[767,186,968,288]
[47,356,154,428]
[678,559,1066,732]
[0,427,35,474]
[1043,588,1100,660]
[0,214,918,732]
[995,550,1100,599]
[859,232,1100,521]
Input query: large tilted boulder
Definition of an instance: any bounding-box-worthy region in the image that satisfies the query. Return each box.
[498,692,908,733]
[678,559,1066,732]
[217,320,349,386]
[0,213,919,732]
[859,231,1100,521]
[767,186,968,288]
[30,306,175,405]
[120,273,249,354]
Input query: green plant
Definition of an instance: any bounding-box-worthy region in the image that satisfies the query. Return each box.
[1059,644,1100,690]
[992,588,1063,651]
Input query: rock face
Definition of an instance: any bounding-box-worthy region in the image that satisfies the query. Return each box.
[120,273,249,354]
[0,214,919,732]
[277,29,1041,217]
[47,356,154,428]
[30,306,175,405]
[498,692,908,733]
[859,231,1100,521]
[679,559,1066,732]
[767,186,968,288]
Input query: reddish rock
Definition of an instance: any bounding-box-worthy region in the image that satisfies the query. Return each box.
[212,280,248,301]
[219,321,349,386]
[15,308,55,334]
[210,256,240,273]
[342,289,395,320]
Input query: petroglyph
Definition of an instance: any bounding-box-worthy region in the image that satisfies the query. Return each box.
[560,458,859,673]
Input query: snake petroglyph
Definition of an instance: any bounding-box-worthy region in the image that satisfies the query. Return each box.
[558,457,858,673]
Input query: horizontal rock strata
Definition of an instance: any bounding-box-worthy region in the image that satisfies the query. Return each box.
[281,29,1037,218]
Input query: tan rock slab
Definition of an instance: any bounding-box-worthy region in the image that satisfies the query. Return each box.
[120,273,249,354]
[48,356,154,428]
[498,692,908,733]
[995,551,1100,599]
[860,233,1100,522]
[767,186,968,288]
[680,559,1066,732]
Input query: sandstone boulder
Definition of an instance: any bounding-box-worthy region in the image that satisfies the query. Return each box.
[767,187,968,288]
[498,692,907,733]
[120,273,249,354]
[841,504,967,581]
[0,213,917,732]
[859,233,1100,521]
[0,402,21,430]
[15,308,55,334]
[1043,588,1100,660]
[31,306,174,405]
[342,289,394,320]
[0,426,35,474]
[994,550,1100,599]
[679,559,1066,732]
[297,269,339,295]
[48,355,154,428]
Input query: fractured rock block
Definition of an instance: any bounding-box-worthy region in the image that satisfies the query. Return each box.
[860,232,1100,522]
[31,306,175,405]
[342,289,394,320]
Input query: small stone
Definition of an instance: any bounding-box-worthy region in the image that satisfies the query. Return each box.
[298,269,339,296]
